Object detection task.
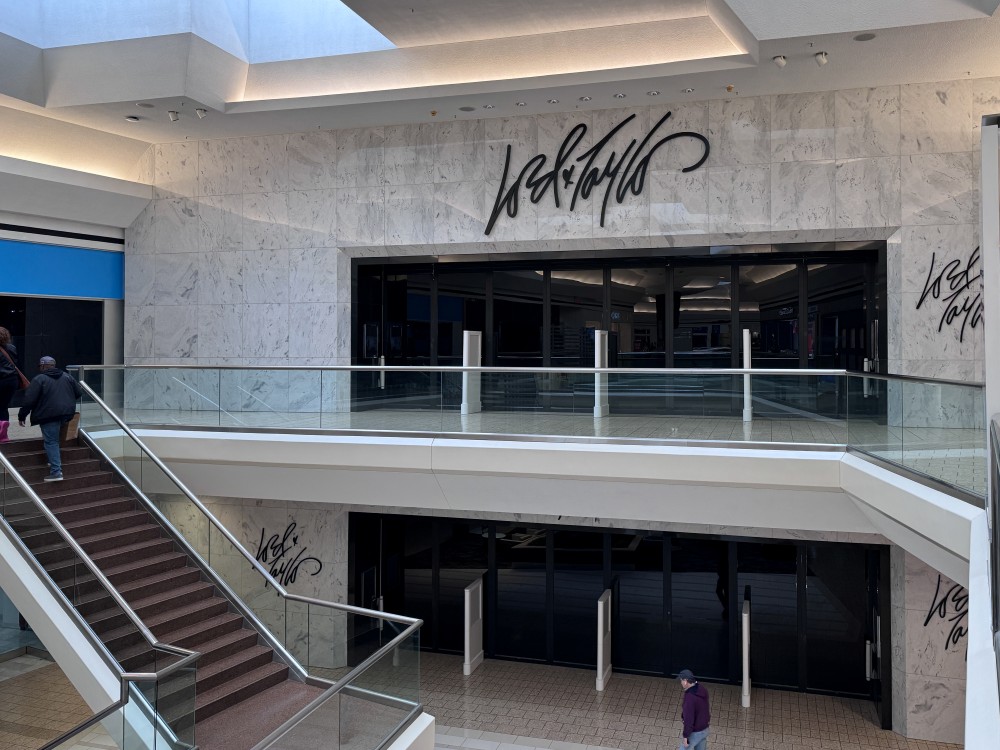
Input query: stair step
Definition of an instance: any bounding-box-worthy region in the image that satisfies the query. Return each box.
[104,552,188,585]
[37,484,127,511]
[131,582,216,619]
[20,458,102,482]
[100,622,147,654]
[33,472,118,495]
[117,567,204,603]
[159,612,245,649]
[77,524,164,555]
[146,598,231,638]
[5,446,92,469]
[90,538,176,570]
[197,645,274,693]
[195,662,289,722]
[188,628,261,668]
[54,496,136,524]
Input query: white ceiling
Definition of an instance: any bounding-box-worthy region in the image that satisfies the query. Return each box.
[0,0,999,182]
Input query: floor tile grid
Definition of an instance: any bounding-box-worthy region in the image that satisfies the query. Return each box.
[421,653,961,750]
[0,658,93,750]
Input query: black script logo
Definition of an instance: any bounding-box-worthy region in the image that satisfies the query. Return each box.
[485,112,709,236]
[923,574,968,653]
[916,247,984,343]
[255,522,323,588]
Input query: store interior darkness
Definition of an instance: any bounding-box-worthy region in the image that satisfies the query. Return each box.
[354,244,886,372]
[349,513,892,726]
[0,295,104,373]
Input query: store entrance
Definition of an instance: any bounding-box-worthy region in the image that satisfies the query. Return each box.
[349,512,892,721]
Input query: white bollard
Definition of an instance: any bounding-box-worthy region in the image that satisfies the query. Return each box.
[461,331,482,416]
[464,576,485,676]
[594,330,609,419]
[596,589,612,690]
[742,328,752,423]
[741,599,751,707]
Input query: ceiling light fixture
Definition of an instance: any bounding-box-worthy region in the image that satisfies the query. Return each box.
[815,51,828,66]
[547,98,559,104]
[136,102,154,109]
[515,101,526,107]
[613,93,627,99]
[579,96,592,102]
[195,108,207,119]
[683,88,695,94]
[853,32,876,42]
[772,55,787,68]
[483,104,494,109]
[459,106,475,112]
[124,115,140,122]
[167,110,179,122]
[646,90,661,97]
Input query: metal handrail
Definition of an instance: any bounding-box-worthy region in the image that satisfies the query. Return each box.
[0,450,201,662]
[73,363,984,389]
[77,380,418,626]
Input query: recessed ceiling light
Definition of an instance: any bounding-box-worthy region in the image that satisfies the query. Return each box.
[483,104,494,109]
[547,98,559,104]
[613,93,627,99]
[579,96,592,102]
[515,101,526,107]
[853,32,876,42]
[124,115,141,122]
[646,90,661,97]
[167,110,179,122]
[683,88,695,94]
[459,106,475,112]
[136,102,154,109]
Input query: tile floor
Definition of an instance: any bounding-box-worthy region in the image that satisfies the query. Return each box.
[422,653,961,750]
[0,656,93,750]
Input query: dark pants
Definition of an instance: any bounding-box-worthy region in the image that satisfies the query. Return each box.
[0,373,17,421]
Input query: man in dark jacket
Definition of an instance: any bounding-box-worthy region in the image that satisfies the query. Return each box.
[677,669,710,749]
[18,356,82,482]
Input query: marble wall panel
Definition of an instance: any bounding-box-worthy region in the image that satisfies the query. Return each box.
[243,248,290,305]
[770,161,835,230]
[708,96,770,166]
[287,369,324,413]
[899,224,977,295]
[335,187,385,246]
[198,138,242,196]
[124,306,154,360]
[834,87,900,159]
[537,111,594,156]
[198,194,242,252]
[198,304,243,359]
[289,247,340,304]
[287,131,337,191]
[243,303,289,359]
[135,146,154,185]
[485,116,539,177]
[335,128,385,188]
[901,152,975,226]
[900,80,976,155]
[125,203,156,254]
[289,303,340,359]
[199,251,244,305]
[153,305,198,359]
[483,179,539,242]
[243,192,289,250]
[155,199,201,253]
[435,120,485,183]
[648,169,709,236]
[242,134,290,193]
[125,255,155,307]
[708,164,770,233]
[154,142,198,198]
[434,181,486,242]
[220,369,288,412]
[385,123,435,185]
[905,674,966,742]
[647,101,711,171]
[771,92,835,162]
[835,157,901,228]
[153,253,199,306]
[287,189,337,248]
[385,184,435,245]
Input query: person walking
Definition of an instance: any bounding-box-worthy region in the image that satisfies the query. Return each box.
[0,327,23,443]
[677,669,710,750]
[17,356,82,482]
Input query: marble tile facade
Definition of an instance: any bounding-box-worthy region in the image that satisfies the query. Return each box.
[125,76,993,381]
[890,549,967,744]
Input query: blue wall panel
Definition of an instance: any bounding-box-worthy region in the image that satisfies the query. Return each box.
[0,240,123,300]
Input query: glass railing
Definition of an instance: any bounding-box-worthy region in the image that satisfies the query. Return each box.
[74,380,423,750]
[989,417,1000,695]
[0,455,199,750]
[77,365,987,499]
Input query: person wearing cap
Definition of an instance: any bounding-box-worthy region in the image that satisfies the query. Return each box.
[677,669,710,749]
[17,356,83,482]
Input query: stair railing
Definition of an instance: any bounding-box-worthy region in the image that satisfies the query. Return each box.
[0,453,201,749]
[75,381,424,750]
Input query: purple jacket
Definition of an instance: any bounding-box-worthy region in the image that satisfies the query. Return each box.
[681,682,710,738]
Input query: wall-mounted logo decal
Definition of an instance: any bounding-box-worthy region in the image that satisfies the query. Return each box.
[485,111,709,236]
[923,574,968,653]
[916,246,983,343]
[255,522,323,587]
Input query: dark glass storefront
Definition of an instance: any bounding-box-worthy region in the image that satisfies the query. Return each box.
[353,244,886,373]
[0,295,105,370]
[349,512,892,724]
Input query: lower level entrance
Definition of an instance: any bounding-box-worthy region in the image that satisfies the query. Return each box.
[348,513,892,727]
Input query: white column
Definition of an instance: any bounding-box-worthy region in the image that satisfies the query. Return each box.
[982,122,1000,430]
[596,589,612,691]
[594,330,609,419]
[463,576,484,676]
[742,328,752,423]
[461,331,482,416]
[741,598,751,707]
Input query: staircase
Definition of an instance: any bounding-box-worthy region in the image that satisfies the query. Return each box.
[1,437,324,750]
